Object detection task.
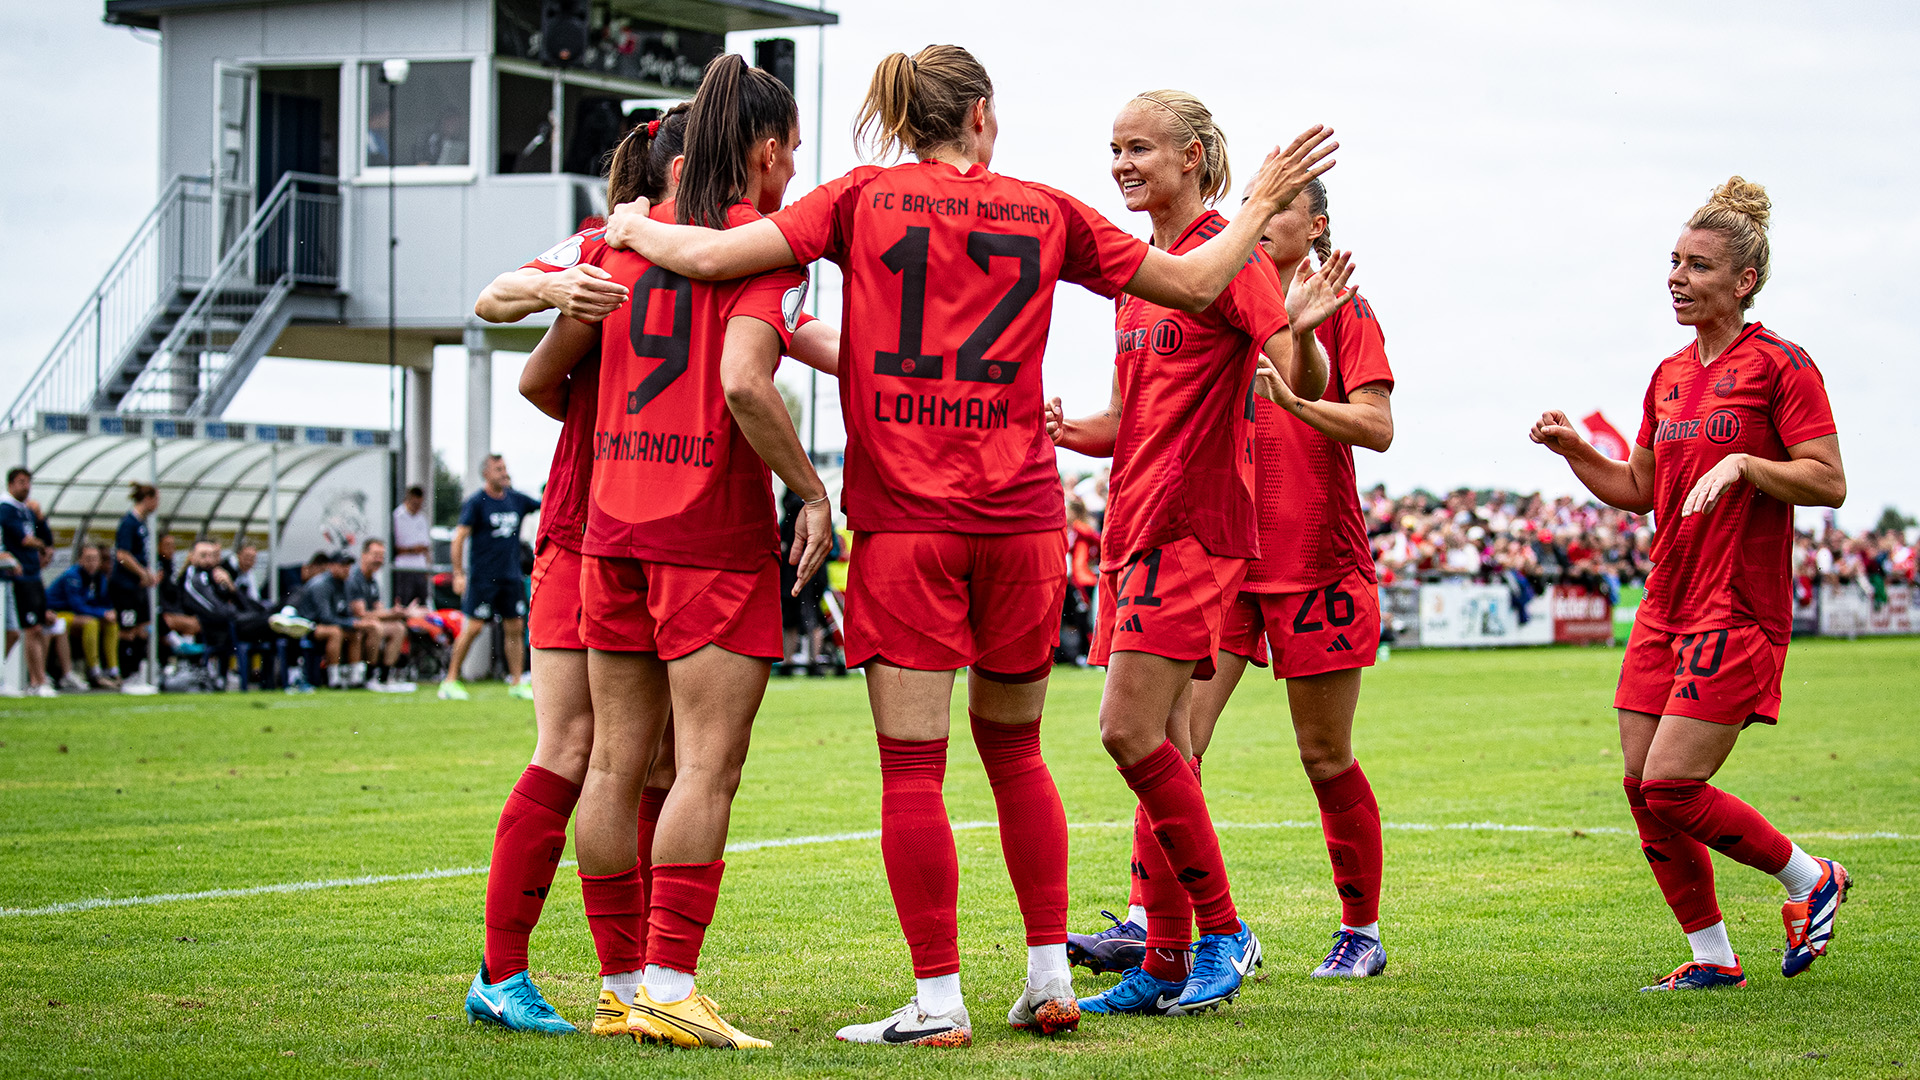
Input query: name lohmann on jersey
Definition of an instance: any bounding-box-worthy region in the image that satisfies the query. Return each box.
[871,390,1009,431]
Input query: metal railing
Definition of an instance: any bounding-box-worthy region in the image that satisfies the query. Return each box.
[3,176,219,430]
[115,172,342,417]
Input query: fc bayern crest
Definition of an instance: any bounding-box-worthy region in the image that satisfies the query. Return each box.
[1714,368,1738,397]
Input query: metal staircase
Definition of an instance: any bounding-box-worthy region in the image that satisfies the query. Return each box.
[4,171,344,429]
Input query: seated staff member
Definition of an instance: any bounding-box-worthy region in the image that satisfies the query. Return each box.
[47,543,121,689]
[346,539,412,692]
[293,551,354,687]
[178,537,277,685]
[1532,177,1850,992]
[439,455,539,702]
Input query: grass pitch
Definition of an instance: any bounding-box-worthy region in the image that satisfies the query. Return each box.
[1,639,1916,1078]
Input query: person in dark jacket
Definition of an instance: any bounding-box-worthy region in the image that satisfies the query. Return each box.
[294,551,353,687]
[46,542,119,689]
[1,467,56,695]
[178,538,277,684]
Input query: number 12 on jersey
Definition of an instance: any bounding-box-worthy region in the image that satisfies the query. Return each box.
[875,226,1039,387]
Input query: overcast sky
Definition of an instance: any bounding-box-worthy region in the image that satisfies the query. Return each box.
[4,1,1917,529]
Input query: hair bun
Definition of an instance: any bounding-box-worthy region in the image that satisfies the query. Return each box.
[1707,175,1770,230]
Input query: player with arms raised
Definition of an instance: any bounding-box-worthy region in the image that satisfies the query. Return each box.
[1531,177,1850,991]
[1047,91,1331,1016]
[606,45,1334,1046]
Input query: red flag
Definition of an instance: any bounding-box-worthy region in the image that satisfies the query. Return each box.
[1582,411,1629,461]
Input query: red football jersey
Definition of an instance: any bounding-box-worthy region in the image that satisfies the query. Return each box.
[771,160,1149,534]
[523,228,611,551]
[584,201,808,570]
[1101,210,1290,572]
[1633,323,1837,643]
[1244,293,1395,592]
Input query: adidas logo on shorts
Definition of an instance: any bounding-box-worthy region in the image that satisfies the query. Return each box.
[1325,633,1355,653]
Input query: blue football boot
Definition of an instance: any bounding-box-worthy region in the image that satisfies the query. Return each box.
[1076,964,1186,1017]
[1066,910,1148,974]
[1177,920,1261,1013]
[1311,929,1387,978]
[1639,959,1747,991]
[1782,857,1851,977]
[465,963,577,1034]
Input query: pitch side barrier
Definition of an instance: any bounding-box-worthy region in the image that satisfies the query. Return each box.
[1382,580,1919,649]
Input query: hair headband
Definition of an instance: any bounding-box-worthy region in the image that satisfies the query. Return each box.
[1132,94,1203,147]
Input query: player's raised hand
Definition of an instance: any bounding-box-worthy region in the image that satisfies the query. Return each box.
[541,265,629,323]
[1244,125,1337,215]
[1044,396,1067,445]
[604,198,652,251]
[1681,454,1749,517]
[1286,250,1355,333]
[1253,353,1299,409]
[1529,410,1588,458]
[789,494,834,595]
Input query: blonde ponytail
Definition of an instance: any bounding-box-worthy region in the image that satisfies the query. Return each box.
[1130,90,1231,206]
[1686,175,1772,310]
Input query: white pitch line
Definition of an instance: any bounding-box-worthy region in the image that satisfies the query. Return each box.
[1,818,1906,919]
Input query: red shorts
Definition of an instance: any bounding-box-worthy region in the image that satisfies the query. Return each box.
[1220,569,1381,679]
[579,553,782,661]
[843,530,1064,682]
[1091,534,1247,681]
[1614,620,1786,727]
[529,542,586,651]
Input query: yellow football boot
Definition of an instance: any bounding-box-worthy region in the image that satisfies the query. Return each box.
[588,989,635,1038]
[628,987,770,1049]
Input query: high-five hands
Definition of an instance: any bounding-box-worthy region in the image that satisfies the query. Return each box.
[1286,250,1355,332]
[1244,126,1338,215]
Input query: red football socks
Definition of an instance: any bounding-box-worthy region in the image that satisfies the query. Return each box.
[482,765,581,980]
[579,863,646,976]
[1641,778,1793,875]
[877,734,961,977]
[970,714,1069,945]
[647,860,725,976]
[1132,790,1194,975]
[1623,776,1722,932]
[1127,756,1202,912]
[1312,760,1383,927]
[1119,740,1238,936]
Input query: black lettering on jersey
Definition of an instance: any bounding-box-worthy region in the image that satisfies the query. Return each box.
[975,201,1052,225]
[593,428,716,468]
[1653,417,1703,444]
[871,391,1008,430]
[896,193,970,217]
[625,266,693,414]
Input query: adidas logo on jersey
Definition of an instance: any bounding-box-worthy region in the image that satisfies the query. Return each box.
[1326,633,1355,653]
[1675,682,1700,700]
[1663,384,1681,402]
[1118,614,1144,633]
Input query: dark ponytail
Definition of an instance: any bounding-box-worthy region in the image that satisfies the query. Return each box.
[677,53,798,230]
[604,102,690,209]
[1304,178,1332,263]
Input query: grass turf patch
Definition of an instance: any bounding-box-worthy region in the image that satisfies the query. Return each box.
[1,639,1916,1077]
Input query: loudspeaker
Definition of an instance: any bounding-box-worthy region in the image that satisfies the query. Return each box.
[540,0,591,67]
[755,38,797,92]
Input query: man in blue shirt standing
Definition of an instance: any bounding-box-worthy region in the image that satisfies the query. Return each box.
[440,454,539,701]
[1,468,57,697]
